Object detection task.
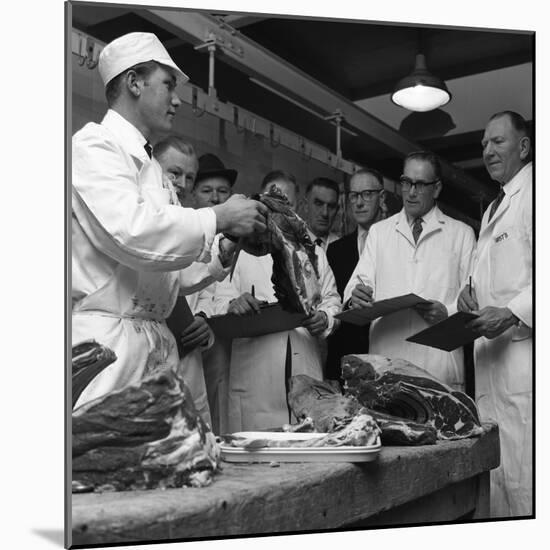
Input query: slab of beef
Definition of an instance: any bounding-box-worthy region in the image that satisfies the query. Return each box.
[342,354,483,440]
[72,340,117,408]
[287,374,436,446]
[72,370,220,492]
[237,186,321,315]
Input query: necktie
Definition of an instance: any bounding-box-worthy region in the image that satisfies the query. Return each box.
[412,217,423,243]
[314,237,324,248]
[358,231,367,255]
[488,187,505,222]
[144,141,153,159]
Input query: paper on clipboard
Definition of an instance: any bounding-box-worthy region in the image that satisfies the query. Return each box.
[207,302,308,339]
[335,293,432,326]
[406,311,480,352]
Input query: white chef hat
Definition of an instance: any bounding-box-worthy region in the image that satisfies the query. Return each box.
[98,32,189,86]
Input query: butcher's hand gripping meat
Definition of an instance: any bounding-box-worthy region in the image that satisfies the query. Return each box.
[72,370,220,492]
[236,186,322,315]
[342,354,483,440]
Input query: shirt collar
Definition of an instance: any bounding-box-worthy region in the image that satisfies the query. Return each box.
[101,109,150,162]
[406,204,437,227]
[502,162,532,197]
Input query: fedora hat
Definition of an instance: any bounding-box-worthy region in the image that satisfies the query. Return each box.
[195,154,238,187]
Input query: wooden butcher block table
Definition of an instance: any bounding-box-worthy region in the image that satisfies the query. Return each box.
[71,423,499,546]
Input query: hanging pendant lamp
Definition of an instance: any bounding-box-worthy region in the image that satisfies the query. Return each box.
[391,53,451,112]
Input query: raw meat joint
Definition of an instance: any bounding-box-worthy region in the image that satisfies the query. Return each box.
[237,186,321,315]
[72,340,117,408]
[342,355,483,441]
[287,354,482,446]
[72,342,220,492]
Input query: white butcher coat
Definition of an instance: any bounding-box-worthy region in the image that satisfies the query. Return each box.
[72,109,223,408]
[471,162,532,517]
[215,248,341,432]
[344,206,476,389]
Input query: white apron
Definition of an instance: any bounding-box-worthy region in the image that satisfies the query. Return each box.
[72,265,180,408]
[217,251,340,432]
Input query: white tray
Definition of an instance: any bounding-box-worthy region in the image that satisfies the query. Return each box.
[220,432,382,463]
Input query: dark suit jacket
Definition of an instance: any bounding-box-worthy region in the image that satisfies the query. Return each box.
[326,230,370,384]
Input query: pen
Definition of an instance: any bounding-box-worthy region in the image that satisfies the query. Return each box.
[468,276,472,298]
[357,275,368,287]
[251,285,255,299]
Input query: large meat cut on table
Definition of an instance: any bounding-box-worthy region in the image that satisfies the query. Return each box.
[72,340,117,408]
[72,343,220,492]
[287,354,483,445]
[236,186,321,315]
[287,374,437,446]
[342,355,483,440]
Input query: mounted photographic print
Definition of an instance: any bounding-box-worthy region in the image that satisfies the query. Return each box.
[66,0,534,547]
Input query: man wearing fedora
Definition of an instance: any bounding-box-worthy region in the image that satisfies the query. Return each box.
[72,32,267,407]
[192,154,237,209]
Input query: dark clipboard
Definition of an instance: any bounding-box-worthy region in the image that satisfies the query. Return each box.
[335,293,432,327]
[406,311,480,352]
[207,302,308,339]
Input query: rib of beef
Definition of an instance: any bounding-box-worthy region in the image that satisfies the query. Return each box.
[72,369,220,491]
[287,374,437,446]
[342,354,483,440]
[72,340,117,408]
[236,186,321,315]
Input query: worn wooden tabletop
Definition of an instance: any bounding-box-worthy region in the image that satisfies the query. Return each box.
[71,423,499,546]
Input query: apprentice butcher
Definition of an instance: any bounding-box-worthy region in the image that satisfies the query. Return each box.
[72,32,266,407]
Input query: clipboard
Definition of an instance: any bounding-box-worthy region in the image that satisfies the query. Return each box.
[406,311,480,352]
[335,293,432,326]
[207,302,308,339]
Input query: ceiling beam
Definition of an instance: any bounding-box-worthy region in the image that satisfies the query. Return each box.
[139,8,493,202]
[218,15,269,29]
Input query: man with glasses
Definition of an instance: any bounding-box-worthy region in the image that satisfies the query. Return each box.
[325,168,385,384]
[343,151,476,390]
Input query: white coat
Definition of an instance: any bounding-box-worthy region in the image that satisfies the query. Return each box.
[344,206,476,389]
[215,248,341,432]
[471,162,532,517]
[72,109,222,408]
[174,266,220,428]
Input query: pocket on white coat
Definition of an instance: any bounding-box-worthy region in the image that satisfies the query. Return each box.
[489,232,528,300]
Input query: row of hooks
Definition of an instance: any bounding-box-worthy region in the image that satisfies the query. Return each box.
[74,34,100,69]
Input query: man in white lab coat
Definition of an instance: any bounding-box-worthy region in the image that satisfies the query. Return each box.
[72,32,267,407]
[214,170,341,432]
[344,151,476,390]
[457,111,532,518]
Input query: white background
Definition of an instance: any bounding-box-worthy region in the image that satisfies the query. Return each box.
[2,0,546,548]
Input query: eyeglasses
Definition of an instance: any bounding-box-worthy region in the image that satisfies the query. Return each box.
[348,190,382,203]
[399,176,440,193]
